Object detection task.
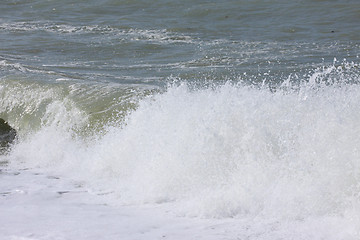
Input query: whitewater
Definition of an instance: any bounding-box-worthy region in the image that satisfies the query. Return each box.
[1,0,360,239]
[1,63,360,239]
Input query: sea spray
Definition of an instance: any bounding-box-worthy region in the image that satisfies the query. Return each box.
[3,65,360,226]
[1,0,360,238]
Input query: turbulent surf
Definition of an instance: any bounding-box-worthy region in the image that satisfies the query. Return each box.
[1,0,360,239]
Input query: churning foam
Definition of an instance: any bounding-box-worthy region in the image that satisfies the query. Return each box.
[3,67,360,229]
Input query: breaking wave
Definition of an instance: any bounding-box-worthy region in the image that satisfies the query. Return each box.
[0,63,359,228]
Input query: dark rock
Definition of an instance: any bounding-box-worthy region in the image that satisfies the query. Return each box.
[0,118,17,150]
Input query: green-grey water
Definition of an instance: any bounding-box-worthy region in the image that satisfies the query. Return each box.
[1,0,359,129]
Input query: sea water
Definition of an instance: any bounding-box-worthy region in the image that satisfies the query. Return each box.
[1,0,360,239]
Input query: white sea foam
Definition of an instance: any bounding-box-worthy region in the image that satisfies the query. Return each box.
[0,21,194,44]
[2,65,360,238]
[0,60,27,73]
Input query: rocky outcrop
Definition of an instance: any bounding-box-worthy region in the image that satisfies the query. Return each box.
[0,118,17,150]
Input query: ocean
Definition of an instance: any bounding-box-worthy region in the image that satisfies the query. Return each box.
[1,0,360,239]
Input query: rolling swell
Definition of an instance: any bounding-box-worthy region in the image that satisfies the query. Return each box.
[2,64,360,223]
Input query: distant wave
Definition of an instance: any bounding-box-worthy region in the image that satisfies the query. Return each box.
[0,21,195,44]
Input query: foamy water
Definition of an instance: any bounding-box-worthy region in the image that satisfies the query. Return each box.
[1,0,360,239]
[1,66,359,232]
